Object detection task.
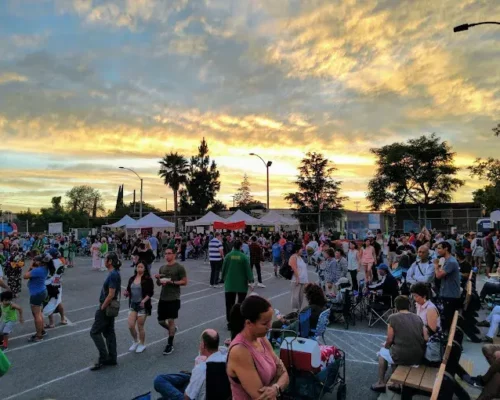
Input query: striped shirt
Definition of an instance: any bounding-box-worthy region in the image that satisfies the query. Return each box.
[209,238,223,261]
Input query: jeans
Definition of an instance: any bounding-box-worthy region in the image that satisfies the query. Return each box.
[225,292,247,323]
[210,260,222,285]
[486,306,500,339]
[90,308,117,363]
[349,270,358,291]
[441,297,461,332]
[154,373,190,400]
[481,282,500,301]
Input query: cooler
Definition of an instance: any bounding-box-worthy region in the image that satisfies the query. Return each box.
[279,337,321,373]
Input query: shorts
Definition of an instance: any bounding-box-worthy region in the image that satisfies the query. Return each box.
[0,321,16,335]
[377,347,394,364]
[273,257,282,266]
[30,290,48,306]
[129,302,147,316]
[157,299,181,321]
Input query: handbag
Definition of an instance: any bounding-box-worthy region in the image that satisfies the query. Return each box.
[105,292,121,318]
[0,349,11,377]
[279,260,293,280]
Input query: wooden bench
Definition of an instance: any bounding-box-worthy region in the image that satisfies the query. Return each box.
[389,311,461,400]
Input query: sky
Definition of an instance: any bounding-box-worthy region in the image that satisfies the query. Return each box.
[0,0,499,214]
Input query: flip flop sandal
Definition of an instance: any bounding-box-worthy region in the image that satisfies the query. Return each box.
[370,384,386,393]
[60,320,68,325]
[44,324,55,329]
[388,384,402,393]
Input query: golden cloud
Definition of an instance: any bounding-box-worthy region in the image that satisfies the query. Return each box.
[0,72,28,84]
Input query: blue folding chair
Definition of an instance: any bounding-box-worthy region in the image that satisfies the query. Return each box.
[310,309,331,344]
[298,308,312,338]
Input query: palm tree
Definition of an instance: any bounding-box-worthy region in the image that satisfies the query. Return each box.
[158,152,189,230]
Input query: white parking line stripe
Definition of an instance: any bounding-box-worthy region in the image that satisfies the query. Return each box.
[325,331,379,355]
[326,328,386,338]
[323,332,375,363]
[3,290,290,400]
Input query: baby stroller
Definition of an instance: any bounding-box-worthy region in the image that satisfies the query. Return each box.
[272,330,346,400]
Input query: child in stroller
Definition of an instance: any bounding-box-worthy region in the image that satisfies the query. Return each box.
[327,278,352,329]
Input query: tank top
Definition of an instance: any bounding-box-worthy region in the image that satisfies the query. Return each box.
[293,255,309,284]
[1,304,17,322]
[361,246,375,263]
[229,334,277,400]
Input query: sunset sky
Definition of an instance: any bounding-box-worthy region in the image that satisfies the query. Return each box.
[1,0,499,214]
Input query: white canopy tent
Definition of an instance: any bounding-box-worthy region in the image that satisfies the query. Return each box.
[102,215,136,228]
[185,211,227,227]
[258,210,300,228]
[125,212,175,229]
[226,209,261,225]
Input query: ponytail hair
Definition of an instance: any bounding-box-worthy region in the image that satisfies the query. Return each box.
[106,252,122,270]
[229,295,271,340]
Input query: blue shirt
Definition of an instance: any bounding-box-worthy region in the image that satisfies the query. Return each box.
[148,236,159,251]
[209,238,223,261]
[28,266,48,295]
[272,243,282,258]
[241,243,250,257]
[283,241,294,262]
[99,269,121,304]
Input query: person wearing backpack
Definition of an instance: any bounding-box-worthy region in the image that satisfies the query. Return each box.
[471,234,485,273]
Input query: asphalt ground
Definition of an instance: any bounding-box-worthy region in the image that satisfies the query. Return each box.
[1,256,384,400]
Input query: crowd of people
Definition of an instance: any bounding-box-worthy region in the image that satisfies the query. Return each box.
[1,226,500,399]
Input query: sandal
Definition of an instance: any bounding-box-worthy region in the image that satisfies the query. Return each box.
[370,384,386,393]
[44,324,56,329]
[387,384,402,393]
[60,320,68,325]
[28,335,43,342]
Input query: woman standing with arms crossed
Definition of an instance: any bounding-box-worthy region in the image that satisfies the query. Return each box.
[91,238,101,271]
[90,252,121,371]
[289,240,309,311]
[361,238,377,283]
[124,262,154,353]
[347,241,361,291]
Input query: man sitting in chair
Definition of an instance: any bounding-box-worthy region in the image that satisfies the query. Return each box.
[154,329,227,400]
[367,264,399,305]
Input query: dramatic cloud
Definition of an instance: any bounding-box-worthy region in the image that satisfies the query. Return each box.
[0,0,499,213]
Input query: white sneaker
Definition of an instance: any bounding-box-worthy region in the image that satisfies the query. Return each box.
[129,342,139,352]
[217,284,223,288]
[257,283,266,288]
[135,344,146,353]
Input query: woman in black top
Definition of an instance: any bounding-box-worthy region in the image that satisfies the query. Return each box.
[137,242,155,273]
[387,235,398,267]
[124,262,154,353]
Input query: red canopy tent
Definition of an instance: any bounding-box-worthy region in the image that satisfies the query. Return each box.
[213,221,246,231]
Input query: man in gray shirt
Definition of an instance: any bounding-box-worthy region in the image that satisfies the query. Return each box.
[434,241,461,331]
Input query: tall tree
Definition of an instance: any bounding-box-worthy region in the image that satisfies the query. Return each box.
[493,123,499,137]
[184,138,221,214]
[65,186,105,216]
[158,152,189,230]
[234,174,255,208]
[469,157,500,213]
[115,185,124,211]
[285,152,347,231]
[367,134,464,210]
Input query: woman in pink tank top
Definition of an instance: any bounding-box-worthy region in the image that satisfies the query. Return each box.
[227,295,289,399]
[361,238,376,283]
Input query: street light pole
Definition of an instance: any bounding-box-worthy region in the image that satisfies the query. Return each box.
[249,153,272,210]
[161,196,168,212]
[454,21,500,32]
[119,167,143,218]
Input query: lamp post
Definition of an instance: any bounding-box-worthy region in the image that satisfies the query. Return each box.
[119,167,143,218]
[160,196,168,212]
[249,153,272,210]
[454,21,500,32]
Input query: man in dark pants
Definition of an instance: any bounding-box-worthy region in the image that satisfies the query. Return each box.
[208,232,224,288]
[221,240,254,330]
[485,230,497,279]
[90,252,121,371]
[249,236,265,288]
[434,241,461,332]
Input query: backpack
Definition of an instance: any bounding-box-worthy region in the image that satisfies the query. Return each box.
[279,260,293,280]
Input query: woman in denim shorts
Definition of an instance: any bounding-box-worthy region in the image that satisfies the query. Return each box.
[23,255,52,342]
[124,262,154,353]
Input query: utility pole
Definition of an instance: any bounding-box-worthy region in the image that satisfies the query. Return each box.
[0,205,3,240]
[354,201,360,212]
[133,190,136,214]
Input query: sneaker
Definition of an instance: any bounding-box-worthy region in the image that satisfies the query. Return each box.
[163,344,174,355]
[257,283,266,288]
[175,325,178,332]
[483,336,494,343]
[210,285,215,288]
[217,284,223,288]
[129,342,139,352]
[28,335,43,343]
[135,344,146,353]
[477,320,491,327]
[0,345,7,351]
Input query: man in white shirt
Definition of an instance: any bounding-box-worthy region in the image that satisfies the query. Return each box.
[154,329,227,400]
[406,246,434,285]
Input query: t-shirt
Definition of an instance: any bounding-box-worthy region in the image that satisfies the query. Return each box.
[1,304,17,322]
[99,269,121,304]
[440,256,461,299]
[28,266,48,295]
[283,241,294,262]
[185,350,228,400]
[388,312,425,365]
[158,263,187,301]
[148,236,159,251]
[209,239,223,262]
[272,243,281,258]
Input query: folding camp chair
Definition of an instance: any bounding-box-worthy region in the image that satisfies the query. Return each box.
[367,294,394,327]
[310,309,331,344]
[298,308,312,338]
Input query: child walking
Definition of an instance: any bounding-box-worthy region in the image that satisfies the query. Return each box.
[1,291,24,350]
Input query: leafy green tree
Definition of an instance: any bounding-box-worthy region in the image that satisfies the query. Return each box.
[285,152,347,231]
[207,200,228,213]
[367,134,464,210]
[469,157,500,213]
[493,123,499,137]
[234,174,255,208]
[65,185,105,217]
[158,152,189,229]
